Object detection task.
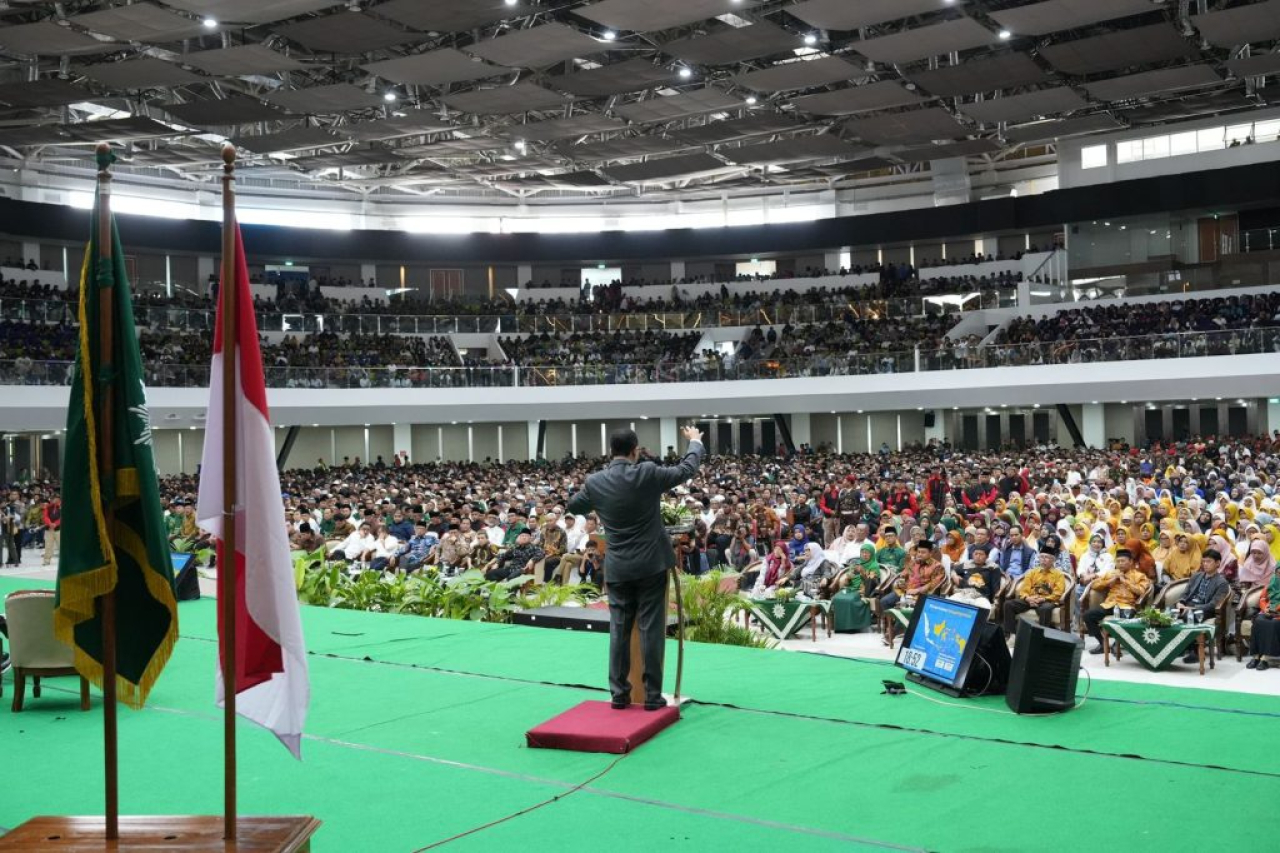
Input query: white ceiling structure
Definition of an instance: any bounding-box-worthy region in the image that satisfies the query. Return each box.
[0,0,1276,207]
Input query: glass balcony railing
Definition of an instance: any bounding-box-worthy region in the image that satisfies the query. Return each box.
[2,328,1274,390]
[0,291,1000,336]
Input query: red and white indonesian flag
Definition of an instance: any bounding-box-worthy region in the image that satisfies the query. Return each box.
[197,226,309,758]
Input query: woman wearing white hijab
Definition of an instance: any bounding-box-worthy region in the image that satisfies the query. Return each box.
[796,541,835,598]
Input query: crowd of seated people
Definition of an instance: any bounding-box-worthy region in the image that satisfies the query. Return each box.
[988,293,1280,365]
[735,314,957,376]
[2,261,1022,328]
[499,330,707,384]
[6,431,1277,666]
[916,249,1047,268]
[1,257,49,271]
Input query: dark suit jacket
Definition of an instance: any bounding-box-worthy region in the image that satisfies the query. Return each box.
[566,441,704,584]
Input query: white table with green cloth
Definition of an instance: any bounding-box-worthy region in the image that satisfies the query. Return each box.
[1101,617,1217,674]
[741,595,832,641]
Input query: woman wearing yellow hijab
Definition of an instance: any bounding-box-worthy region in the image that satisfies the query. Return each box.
[1264,522,1280,565]
[1152,530,1175,570]
[1162,532,1201,583]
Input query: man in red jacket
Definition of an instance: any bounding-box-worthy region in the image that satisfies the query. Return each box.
[42,496,60,566]
[818,481,842,546]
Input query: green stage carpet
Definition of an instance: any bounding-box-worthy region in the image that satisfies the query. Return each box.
[2,576,1278,852]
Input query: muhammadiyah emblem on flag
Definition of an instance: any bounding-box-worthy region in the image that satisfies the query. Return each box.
[54,169,178,709]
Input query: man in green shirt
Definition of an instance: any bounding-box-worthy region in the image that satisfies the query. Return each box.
[502,510,529,547]
[876,526,906,570]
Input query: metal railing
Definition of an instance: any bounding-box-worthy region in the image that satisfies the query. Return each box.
[917,327,1280,370]
[0,290,1002,336]
[3,328,1274,390]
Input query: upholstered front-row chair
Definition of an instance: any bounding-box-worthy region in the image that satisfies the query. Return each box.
[6,590,90,713]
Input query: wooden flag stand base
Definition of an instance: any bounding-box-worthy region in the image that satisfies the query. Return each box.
[0,815,320,852]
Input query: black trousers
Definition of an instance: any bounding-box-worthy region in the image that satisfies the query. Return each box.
[1083,605,1113,642]
[2,527,19,565]
[1004,599,1058,636]
[607,570,668,704]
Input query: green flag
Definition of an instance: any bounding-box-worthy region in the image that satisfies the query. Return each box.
[54,168,178,709]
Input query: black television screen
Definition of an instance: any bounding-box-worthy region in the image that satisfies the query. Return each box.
[895,595,989,694]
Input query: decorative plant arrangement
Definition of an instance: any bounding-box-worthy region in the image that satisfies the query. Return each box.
[1137,606,1174,629]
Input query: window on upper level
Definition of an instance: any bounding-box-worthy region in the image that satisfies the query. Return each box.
[1197,127,1225,151]
[1105,117,1280,166]
[1080,144,1107,169]
[1169,131,1198,157]
[1115,140,1143,164]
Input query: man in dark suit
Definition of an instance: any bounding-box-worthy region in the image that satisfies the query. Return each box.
[567,426,704,710]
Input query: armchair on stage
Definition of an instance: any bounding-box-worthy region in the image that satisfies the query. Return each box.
[5,590,90,713]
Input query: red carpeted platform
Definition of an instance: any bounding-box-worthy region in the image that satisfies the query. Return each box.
[526,700,680,754]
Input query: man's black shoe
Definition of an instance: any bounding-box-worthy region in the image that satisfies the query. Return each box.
[1088,644,1104,655]
[610,699,630,710]
[1182,652,1199,664]
[643,697,668,711]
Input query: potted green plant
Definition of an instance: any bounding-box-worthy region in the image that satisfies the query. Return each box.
[661,502,695,534]
[1137,606,1173,628]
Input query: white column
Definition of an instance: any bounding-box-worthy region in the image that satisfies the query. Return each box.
[467,426,474,462]
[1081,403,1105,449]
[670,260,686,281]
[20,241,39,268]
[570,423,578,458]
[836,416,843,454]
[437,427,444,461]
[599,422,607,457]
[517,264,533,287]
[330,429,337,465]
[823,251,842,272]
[924,410,947,445]
[1265,398,1280,435]
[497,425,504,462]
[1017,277,1032,307]
[393,423,411,462]
[196,256,216,286]
[360,262,376,285]
[527,420,540,460]
[659,417,679,458]
[790,413,811,449]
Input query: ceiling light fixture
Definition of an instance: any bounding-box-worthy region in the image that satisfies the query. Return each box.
[998,29,1012,40]
[678,66,693,79]
[602,30,617,41]
[745,95,757,105]
[504,0,518,6]
[804,33,818,45]
[383,91,397,102]
[202,17,217,28]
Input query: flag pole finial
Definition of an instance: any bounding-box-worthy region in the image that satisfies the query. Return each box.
[221,142,236,170]
[95,142,115,178]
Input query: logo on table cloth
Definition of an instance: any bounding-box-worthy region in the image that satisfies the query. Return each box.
[773,604,786,618]
[1142,627,1161,645]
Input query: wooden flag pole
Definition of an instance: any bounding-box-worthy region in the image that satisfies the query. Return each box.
[93,143,120,843]
[219,143,239,841]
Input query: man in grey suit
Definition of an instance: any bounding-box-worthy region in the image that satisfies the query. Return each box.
[567,426,704,710]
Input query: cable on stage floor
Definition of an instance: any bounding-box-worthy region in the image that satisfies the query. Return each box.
[409,753,629,851]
